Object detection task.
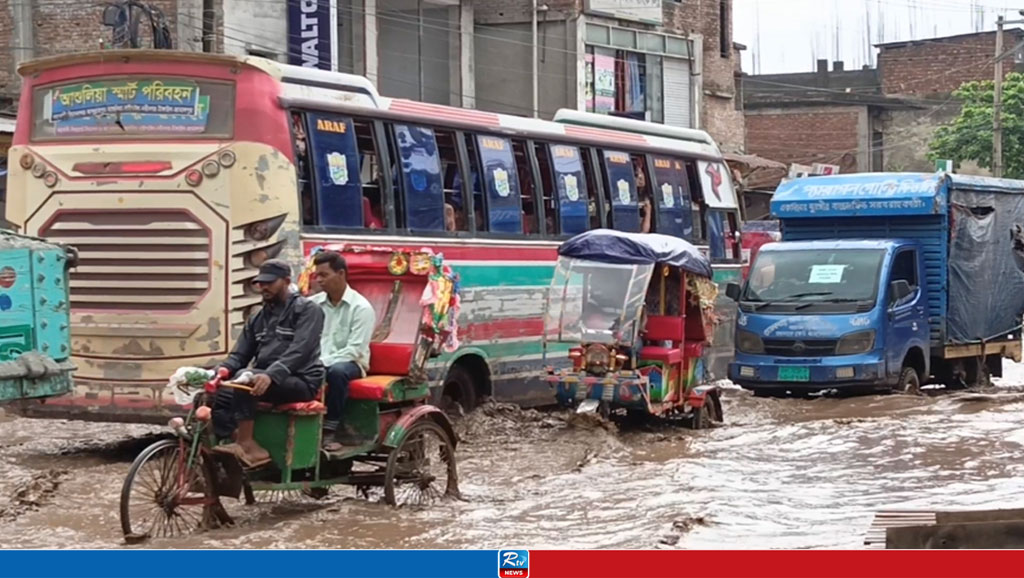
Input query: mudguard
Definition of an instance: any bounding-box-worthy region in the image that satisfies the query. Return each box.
[383,404,459,449]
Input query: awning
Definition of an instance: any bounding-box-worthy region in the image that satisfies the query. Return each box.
[0,116,15,134]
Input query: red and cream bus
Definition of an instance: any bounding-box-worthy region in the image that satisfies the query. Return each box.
[7,50,743,423]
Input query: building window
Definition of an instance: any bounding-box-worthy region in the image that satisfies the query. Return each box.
[719,0,730,58]
[586,47,664,122]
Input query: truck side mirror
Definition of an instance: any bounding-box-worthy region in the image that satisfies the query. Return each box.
[889,280,912,306]
[725,282,742,302]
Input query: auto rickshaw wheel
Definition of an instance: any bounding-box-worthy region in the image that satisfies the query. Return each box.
[120,439,226,540]
[690,403,714,431]
[384,419,459,507]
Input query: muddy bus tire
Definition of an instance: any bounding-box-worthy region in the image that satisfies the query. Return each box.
[690,403,714,431]
[441,365,477,414]
[896,367,921,395]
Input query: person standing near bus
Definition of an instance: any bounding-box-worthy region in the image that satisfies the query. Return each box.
[310,250,377,450]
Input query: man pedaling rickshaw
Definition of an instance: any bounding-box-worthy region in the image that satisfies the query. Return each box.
[211,259,326,468]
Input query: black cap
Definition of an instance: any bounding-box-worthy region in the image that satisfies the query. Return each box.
[252,259,291,284]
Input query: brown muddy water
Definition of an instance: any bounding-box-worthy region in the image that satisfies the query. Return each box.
[4,368,1024,550]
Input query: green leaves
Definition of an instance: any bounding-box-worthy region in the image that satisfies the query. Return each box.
[928,73,1024,179]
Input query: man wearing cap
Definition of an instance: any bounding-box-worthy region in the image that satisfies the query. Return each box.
[211,259,326,468]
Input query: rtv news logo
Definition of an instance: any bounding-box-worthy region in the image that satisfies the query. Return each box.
[498,550,529,578]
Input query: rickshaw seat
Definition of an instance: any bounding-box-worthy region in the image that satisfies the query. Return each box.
[368,342,414,375]
[349,375,404,401]
[257,400,327,415]
[644,315,685,342]
[639,346,682,365]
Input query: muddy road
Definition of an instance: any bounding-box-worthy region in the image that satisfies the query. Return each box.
[3,370,1024,550]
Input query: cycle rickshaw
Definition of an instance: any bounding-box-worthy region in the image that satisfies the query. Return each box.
[119,247,462,541]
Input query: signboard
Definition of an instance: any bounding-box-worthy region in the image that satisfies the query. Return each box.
[936,159,954,172]
[43,79,211,136]
[288,0,338,70]
[585,0,663,25]
[698,160,739,210]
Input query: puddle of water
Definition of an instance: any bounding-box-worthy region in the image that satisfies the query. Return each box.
[3,364,1024,549]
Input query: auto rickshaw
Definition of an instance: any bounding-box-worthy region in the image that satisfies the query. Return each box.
[119,247,461,541]
[543,229,724,428]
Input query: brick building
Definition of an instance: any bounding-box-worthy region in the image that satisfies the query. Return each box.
[743,29,1024,176]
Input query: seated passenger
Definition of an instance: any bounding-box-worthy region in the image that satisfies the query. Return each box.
[310,251,376,450]
[363,196,384,229]
[634,159,652,234]
[444,203,457,232]
[212,260,325,467]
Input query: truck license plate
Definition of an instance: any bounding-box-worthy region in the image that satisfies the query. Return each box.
[778,367,810,382]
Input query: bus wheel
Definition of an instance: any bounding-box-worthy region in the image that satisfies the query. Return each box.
[896,367,921,395]
[441,365,478,415]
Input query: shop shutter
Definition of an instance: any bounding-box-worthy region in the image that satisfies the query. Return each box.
[663,57,692,128]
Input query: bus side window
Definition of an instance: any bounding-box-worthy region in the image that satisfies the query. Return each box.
[353,120,386,230]
[437,129,468,233]
[601,150,640,233]
[651,157,693,240]
[512,139,539,236]
[631,154,653,233]
[305,112,363,228]
[461,135,487,233]
[290,112,316,226]
[534,143,558,237]
[579,148,605,230]
[392,124,445,233]
[706,209,729,261]
[548,143,589,237]
[475,134,523,235]
[685,161,706,242]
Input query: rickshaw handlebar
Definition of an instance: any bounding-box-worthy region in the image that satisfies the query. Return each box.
[202,367,255,394]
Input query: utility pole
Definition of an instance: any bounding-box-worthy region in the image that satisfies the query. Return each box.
[995,15,1005,178]
[993,11,1024,179]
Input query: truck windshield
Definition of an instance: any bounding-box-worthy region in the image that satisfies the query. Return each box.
[744,249,886,304]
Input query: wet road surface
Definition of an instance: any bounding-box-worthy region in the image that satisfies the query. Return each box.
[3,368,1024,549]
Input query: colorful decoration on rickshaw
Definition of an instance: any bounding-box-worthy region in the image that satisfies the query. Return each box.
[388,251,410,276]
[687,275,721,342]
[418,250,462,353]
[410,252,432,276]
[297,245,326,296]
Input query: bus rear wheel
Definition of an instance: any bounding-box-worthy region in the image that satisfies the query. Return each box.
[440,365,478,415]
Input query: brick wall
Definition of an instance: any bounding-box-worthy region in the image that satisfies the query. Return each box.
[1,0,181,103]
[879,30,1024,97]
[746,107,863,173]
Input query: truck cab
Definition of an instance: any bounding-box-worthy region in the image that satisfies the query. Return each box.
[727,239,930,394]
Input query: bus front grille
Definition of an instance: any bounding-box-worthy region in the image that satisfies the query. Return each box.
[40,210,212,312]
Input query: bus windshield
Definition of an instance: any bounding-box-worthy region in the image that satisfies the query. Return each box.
[31,76,235,140]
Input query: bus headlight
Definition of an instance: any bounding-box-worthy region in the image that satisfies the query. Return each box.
[31,163,46,178]
[736,330,765,354]
[835,331,875,355]
[244,215,286,241]
[246,241,284,267]
[19,154,35,170]
[42,171,59,188]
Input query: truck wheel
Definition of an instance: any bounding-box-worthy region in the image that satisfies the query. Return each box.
[896,367,921,395]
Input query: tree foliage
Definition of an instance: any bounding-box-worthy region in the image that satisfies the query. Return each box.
[929,72,1024,179]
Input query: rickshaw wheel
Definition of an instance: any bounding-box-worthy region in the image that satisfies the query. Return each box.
[120,439,222,540]
[384,420,459,508]
[690,403,713,431]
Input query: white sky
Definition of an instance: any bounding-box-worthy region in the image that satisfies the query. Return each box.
[735,0,1024,74]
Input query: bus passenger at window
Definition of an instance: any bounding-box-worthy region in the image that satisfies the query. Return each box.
[444,203,457,232]
[363,196,383,229]
[311,251,377,450]
[634,159,652,234]
[292,114,314,223]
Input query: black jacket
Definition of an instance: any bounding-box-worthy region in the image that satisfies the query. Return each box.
[219,293,326,387]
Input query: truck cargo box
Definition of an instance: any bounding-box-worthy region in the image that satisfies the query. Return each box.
[770,172,1024,351]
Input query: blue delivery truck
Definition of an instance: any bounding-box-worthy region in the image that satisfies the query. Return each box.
[726,172,1024,394]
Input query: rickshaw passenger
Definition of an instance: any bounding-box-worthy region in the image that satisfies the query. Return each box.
[310,251,377,450]
[211,260,326,468]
